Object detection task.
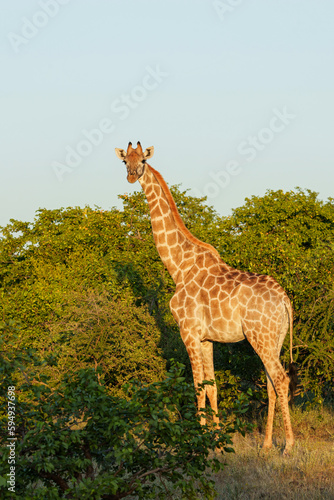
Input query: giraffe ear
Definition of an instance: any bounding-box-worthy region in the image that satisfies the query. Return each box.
[115,148,126,160]
[144,146,154,159]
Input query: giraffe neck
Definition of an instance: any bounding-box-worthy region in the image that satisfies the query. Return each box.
[139,165,220,284]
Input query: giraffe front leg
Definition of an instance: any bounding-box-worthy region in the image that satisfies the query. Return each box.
[181,333,207,425]
[169,296,208,425]
[201,340,219,426]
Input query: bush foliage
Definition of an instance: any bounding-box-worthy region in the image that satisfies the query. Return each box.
[2,186,332,399]
[0,345,249,499]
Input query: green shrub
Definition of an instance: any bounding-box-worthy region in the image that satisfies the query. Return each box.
[0,349,249,499]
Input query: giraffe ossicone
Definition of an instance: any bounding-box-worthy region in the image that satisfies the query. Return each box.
[115,141,296,455]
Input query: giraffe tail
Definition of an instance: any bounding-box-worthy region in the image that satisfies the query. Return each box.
[288,363,298,406]
[285,298,297,406]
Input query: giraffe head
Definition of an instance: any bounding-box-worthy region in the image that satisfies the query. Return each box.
[115,141,154,183]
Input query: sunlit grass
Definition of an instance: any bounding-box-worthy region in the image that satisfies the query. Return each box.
[214,406,334,499]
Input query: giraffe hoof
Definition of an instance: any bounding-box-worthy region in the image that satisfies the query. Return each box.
[283,445,294,456]
[283,441,294,456]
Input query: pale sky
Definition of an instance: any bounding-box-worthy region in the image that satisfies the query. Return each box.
[1,0,333,227]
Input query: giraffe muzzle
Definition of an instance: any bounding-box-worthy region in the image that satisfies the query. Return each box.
[127,173,138,183]
[127,165,145,183]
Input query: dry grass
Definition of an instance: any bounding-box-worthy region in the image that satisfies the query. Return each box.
[214,407,334,499]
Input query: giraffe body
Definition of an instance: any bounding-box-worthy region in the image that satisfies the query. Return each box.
[115,142,295,454]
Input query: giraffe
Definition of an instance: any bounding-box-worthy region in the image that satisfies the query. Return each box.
[115,141,296,454]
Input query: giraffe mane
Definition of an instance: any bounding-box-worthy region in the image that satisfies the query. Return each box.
[147,165,221,258]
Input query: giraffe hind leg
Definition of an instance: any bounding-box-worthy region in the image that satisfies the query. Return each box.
[243,327,294,454]
[263,372,276,450]
[264,359,294,454]
[263,323,287,450]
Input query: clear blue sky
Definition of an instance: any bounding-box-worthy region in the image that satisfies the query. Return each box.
[1,0,333,227]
